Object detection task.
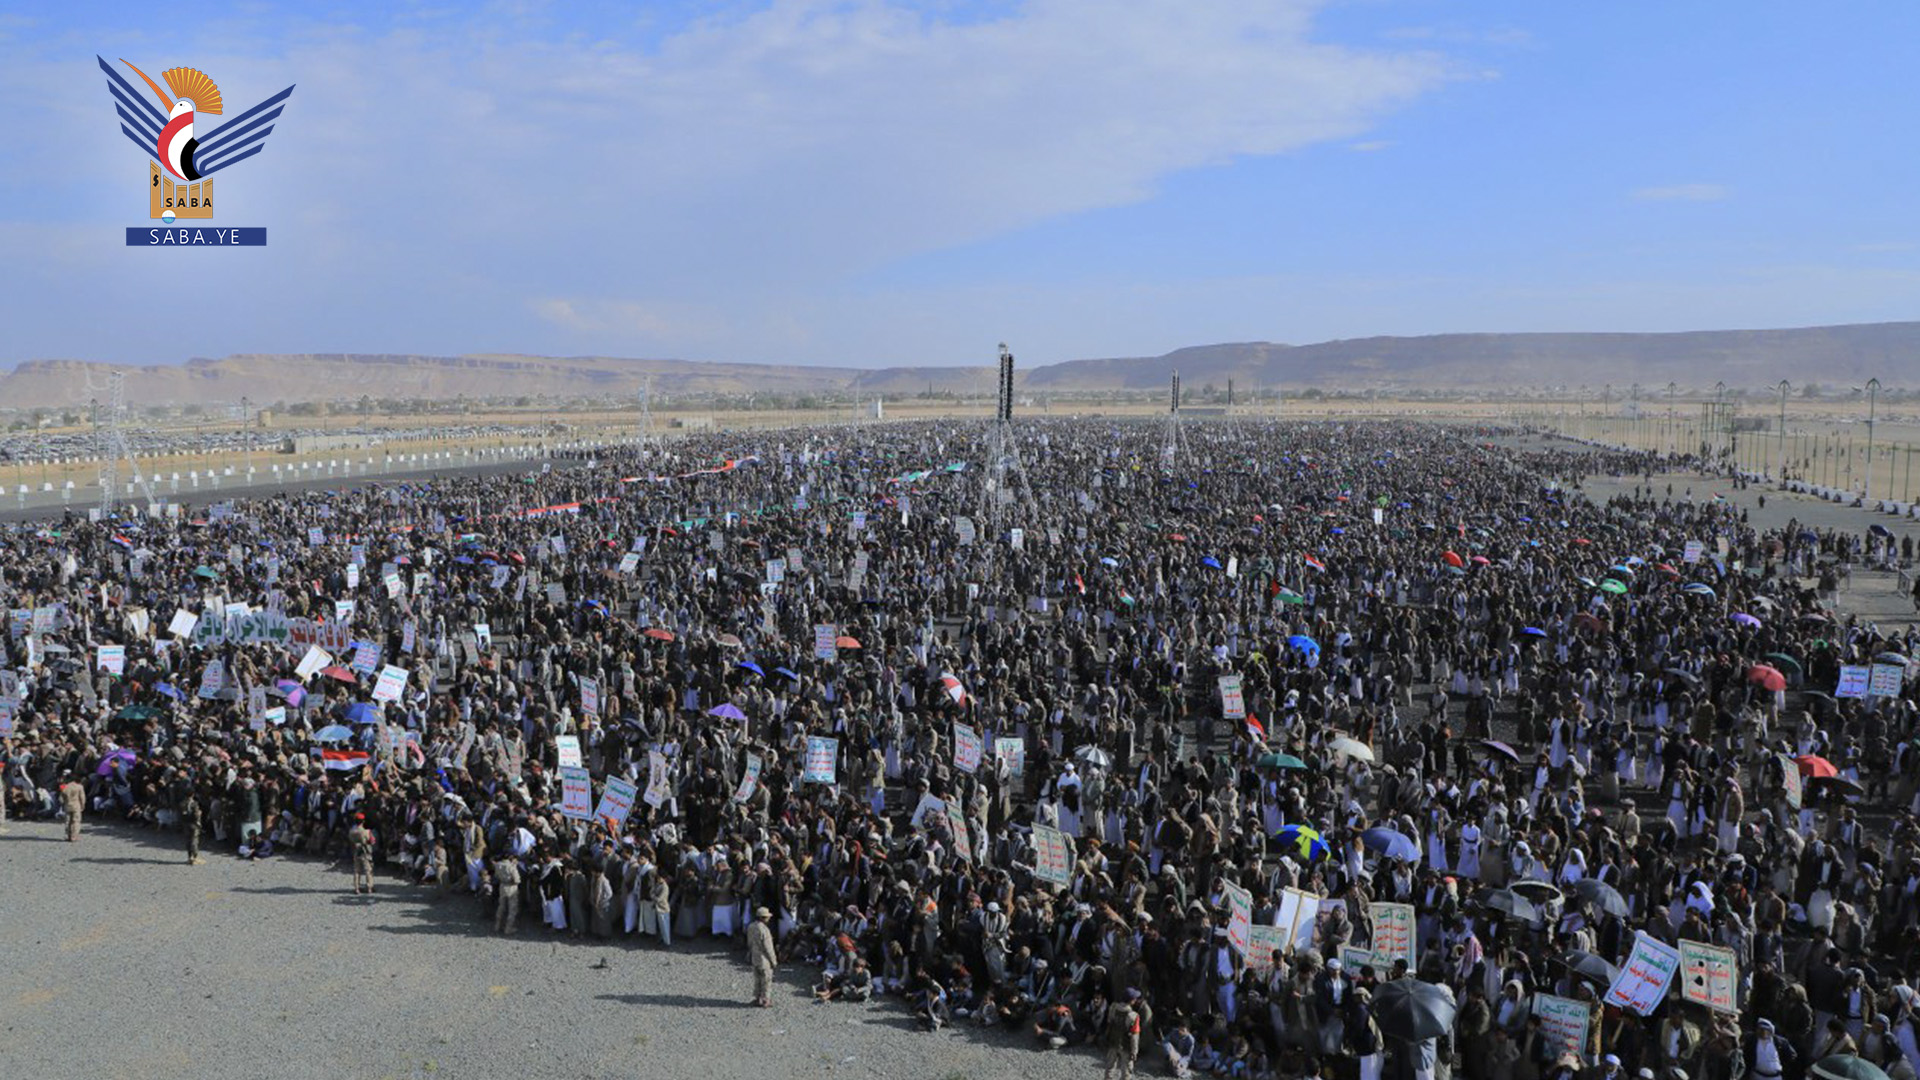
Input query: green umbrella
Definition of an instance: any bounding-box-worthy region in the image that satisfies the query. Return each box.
[115,704,161,721]
[1599,578,1628,595]
[192,565,220,579]
[1812,1057,1890,1080]
[1763,652,1803,674]
[1257,751,1307,771]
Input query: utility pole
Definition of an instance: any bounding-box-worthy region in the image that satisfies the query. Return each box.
[1864,377,1881,502]
[1775,381,1789,480]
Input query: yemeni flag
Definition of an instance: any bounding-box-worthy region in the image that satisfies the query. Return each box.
[317,748,371,771]
[1246,714,1267,742]
[1302,554,1325,572]
[110,534,134,550]
[1073,574,1086,595]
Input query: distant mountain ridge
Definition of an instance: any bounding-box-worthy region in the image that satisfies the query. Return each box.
[5,321,1915,408]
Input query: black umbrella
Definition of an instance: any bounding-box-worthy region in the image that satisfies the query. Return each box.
[1569,879,1630,918]
[1809,775,1865,798]
[1372,978,1457,1042]
[1474,887,1540,922]
[1557,950,1621,987]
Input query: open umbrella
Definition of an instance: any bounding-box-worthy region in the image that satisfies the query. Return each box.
[1794,755,1837,778]
[715,632,743,648]
[1510,880,1564,905]
[313,724,353,742]
[1072,744,1113,770]
[1372,979,1456,1042]
[1556,950,1621,987]
[1257,751,1307,771]
[1476,740,1522,763]
[708,703,747,721]
[192,565,220,579]
[1730,613,1762,629]
[1569,878,1630,918]
[1764,653,1802,673]
[1441,551,1464,568]
[1812,1057,1891,1080]
[1599,578,1628,595]
[1809,775,1865,798]
[1521,626,1547,638]
[1475,887,1540,922]
[1748,665,1788,692]
[737,660,765,676]
[1328,737,1375,763]
[1683,582,1716,598]
[1288,634,1320,653]
[319,665,357,683]
[774,666,801,682]
[115,704,162,721]
[835,635,862,649]
[1274,824,1330,862]
[643,627,676,642]
[342,702,380,725]
[1361,827,1420,863]
[95,748,138,775]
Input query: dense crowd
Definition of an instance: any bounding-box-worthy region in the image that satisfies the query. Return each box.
[5,417,1920,1080]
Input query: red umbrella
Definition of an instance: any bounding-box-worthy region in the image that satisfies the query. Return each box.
[1572,538,1593,546]
[1748,664,1787,692]
[715,633,743,648]
[835,635,862,649]
[1469,555,1491,566]
[1441,551,1465,568]
[320,665,357,683]
[643,628,676,642]
[1794,755,1837,778]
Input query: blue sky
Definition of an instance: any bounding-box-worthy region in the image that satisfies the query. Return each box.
[3,1,1916,369]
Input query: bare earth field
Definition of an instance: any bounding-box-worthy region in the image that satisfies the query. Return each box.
[0,819,1090,1080]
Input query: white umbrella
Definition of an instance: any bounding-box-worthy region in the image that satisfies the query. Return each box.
[1328,737,1375,763]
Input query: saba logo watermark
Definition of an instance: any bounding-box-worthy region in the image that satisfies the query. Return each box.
[99,56,294,246]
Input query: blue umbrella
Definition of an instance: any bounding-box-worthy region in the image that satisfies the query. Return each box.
[774,667,801,682]
[1100,556,1120,567]
[1683,583,1716,597]
[313,724,354,742]
[738,660,765,676]
[1360,827,1420,863]
[1288,634,1320,654]
[1201,556,1222,569]
[1274,824,1331,862]
[343,702,380,725]
[1521,626,1547,637]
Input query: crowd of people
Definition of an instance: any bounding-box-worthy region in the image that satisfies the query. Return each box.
[4,417,1920,1080]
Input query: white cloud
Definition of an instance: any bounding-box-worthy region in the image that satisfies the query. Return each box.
[1631,183,1728,202]
[1349,140,1393,152]
[0,1,1459,363]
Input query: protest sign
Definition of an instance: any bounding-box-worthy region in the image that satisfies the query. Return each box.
[1869,662,1906,698]
[1223,881,1254,958]
[1218,674,1246,720]
[579,676,600,717]
[813,624,838,661]
[295,646,331,680]
[1532,993,1592,1060]
[594,776,640,829]
[1604,931,1682,1015]
[945,799,972,862]
[1678,940,1738,1014]
[804,736,838,784]
[910,793,945,830]
[558,765,593,820]
[994,737,1026,778]
[732,753,764,804]
[1836,665,1871,698]
[96,644,125,675]
[556,734,583,768]
[1368,902,1416,968]
[168,609,199,638]
[1247,924,1289,973]
[1033,823,1074,887]
[1780,752,1803,810]
[644,750,671,808]
[372,664,409,704]
[953,723,984,773]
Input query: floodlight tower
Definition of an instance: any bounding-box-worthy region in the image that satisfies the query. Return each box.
[980,343,1033,536]
[636,375,657,453]
[1161,370,1189,471]
[95,370,156,515]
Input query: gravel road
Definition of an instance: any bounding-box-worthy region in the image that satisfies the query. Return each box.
[0,820,1098,1080]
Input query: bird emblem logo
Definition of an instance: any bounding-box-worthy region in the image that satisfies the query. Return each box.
[99,56,294,223]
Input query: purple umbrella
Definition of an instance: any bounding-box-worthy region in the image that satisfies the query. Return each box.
[95,748,138,775]
[708,703,747,721]
[1731,612,1762,628]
